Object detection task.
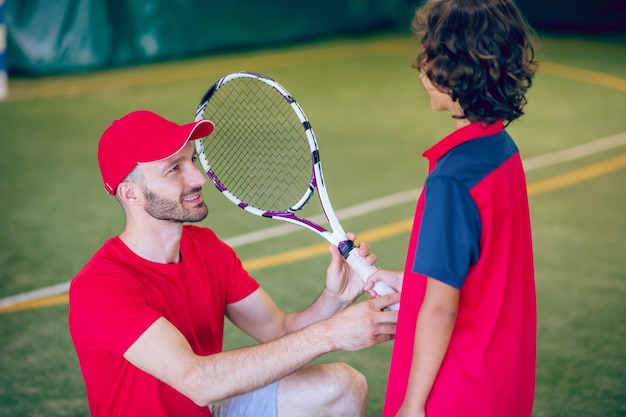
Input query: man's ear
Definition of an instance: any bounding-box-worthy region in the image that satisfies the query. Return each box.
[116,182,142,206]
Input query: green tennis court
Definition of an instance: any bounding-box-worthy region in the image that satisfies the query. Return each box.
[0,33,625,416]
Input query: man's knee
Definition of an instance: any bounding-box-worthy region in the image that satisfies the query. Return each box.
[277,362,368,417]
[325,362,368,400]
[330,363,368,415]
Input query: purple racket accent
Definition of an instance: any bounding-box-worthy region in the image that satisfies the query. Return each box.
[206,170,227,192]
[264,211,328,233]
[310,170,318,188]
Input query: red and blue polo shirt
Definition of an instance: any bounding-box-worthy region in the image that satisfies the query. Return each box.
[384,121,536,417]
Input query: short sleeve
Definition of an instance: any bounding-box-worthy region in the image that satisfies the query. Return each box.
[216,238,260,304]
[412,175,481,288]
[69,269,161,357]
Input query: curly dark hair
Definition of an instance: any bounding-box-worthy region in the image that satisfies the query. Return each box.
[413,0,538,124]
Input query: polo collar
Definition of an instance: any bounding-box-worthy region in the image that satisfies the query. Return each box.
[423,120,505,164]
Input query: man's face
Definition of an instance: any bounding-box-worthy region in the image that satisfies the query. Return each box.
[137,141,208,223]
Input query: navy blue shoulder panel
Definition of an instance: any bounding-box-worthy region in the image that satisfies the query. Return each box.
[432,131,519,189]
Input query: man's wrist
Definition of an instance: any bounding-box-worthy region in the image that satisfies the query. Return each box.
[320,286,352,310]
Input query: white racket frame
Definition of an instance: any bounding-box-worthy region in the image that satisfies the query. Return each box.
[195,71,398,309]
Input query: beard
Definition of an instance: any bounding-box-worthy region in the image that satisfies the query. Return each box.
[141,185,208,223]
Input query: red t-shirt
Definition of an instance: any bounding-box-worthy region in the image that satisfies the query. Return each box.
[69,225,260,417]
[384,122,536,417]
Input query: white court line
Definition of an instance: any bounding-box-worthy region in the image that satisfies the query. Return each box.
[522,131,626,170]
[1,132,625,308]
[227,131,626,247]
[0,282,71,307]
[223,188,421,247]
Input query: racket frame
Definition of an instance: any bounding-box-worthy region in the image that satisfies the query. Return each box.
[194,71,398,307]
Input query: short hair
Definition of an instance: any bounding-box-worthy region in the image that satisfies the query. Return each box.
[114,166,145,202]
[412,0,538,124]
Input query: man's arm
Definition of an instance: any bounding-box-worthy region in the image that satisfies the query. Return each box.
[227,240,376,342]
[123,292,399,407]
[225,287,351,343]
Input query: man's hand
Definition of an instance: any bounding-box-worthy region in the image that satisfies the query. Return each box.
[320,292,399,351]
[325,232,376,305]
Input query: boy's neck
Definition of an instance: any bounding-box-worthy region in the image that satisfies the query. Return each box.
[453,117,471,131]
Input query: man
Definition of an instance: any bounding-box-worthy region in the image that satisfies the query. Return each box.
[69,110,399,417]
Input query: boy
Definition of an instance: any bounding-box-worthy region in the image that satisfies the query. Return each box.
[367,0,538,416]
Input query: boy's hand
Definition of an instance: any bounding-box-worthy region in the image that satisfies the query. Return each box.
[365,269,403,299]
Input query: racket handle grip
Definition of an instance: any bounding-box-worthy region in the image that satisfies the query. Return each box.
[344,247,400,311]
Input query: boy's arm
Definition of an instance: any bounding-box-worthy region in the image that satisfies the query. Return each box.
[399,277,459,416]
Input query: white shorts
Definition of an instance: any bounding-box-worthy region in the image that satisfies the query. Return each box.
[210,381,278,417]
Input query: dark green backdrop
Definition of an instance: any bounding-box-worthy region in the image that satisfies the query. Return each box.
[5,0,413,75]
[4,0,625,76]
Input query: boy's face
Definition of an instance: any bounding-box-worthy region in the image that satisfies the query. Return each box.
[419,72,456,113]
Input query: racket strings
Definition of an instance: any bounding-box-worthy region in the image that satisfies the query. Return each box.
[200,78,314,213]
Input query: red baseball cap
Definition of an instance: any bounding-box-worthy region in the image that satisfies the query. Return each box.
[98,110,215,195]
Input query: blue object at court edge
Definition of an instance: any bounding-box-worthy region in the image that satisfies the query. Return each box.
[0,0,7,100]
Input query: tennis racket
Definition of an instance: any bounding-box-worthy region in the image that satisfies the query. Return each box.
[194,71,398,310]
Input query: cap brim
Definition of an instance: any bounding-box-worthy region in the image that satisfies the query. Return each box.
[138,119,215,164]
[189,119,215,140]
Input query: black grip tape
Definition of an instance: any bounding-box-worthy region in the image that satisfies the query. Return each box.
[338,239,355,259]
